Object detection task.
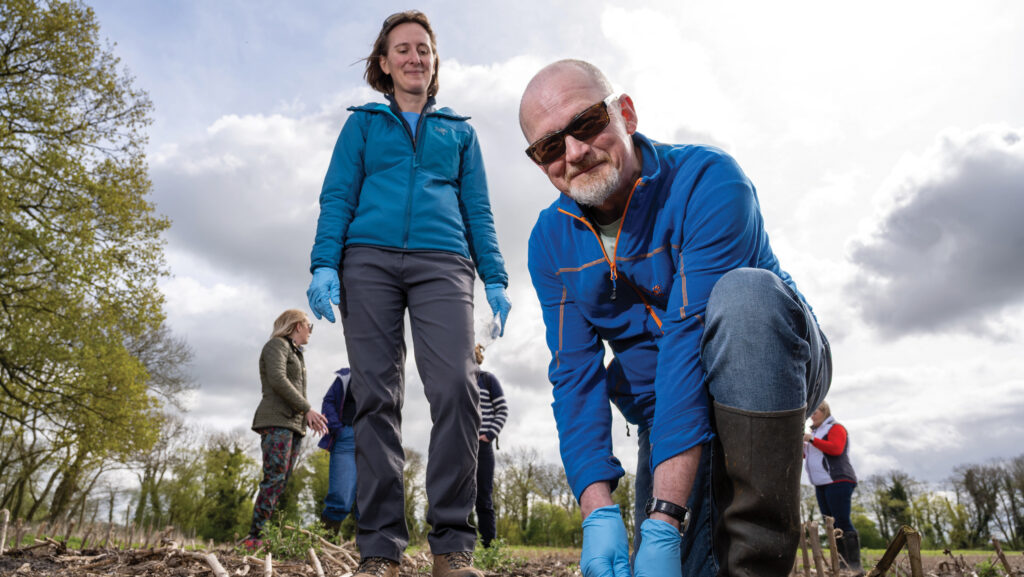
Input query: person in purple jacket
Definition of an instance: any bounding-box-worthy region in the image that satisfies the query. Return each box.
[318,368,357,535]
[520,60,831,577]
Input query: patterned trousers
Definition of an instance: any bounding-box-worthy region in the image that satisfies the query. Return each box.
[249,427,302,537]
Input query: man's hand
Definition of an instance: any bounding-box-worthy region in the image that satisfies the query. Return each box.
[580,505,632,577]
[485,284,511,336]
[479,434,490,442]
[305,409,328,435]
[307,267,341,323]
[633,518,682,577]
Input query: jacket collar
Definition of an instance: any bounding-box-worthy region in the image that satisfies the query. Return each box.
[285,336,304,354]
[348,98,468,121]
[385,93,437,116]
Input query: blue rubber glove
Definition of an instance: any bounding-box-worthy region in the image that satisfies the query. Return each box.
[484,283,511,337]
[633,518,682,577]
[580,505,632,577]
[307,267,341,323]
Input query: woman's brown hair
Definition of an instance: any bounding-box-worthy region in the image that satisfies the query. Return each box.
[364,10,440,98]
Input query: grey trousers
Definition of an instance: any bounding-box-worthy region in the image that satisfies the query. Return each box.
[340,246,481,561]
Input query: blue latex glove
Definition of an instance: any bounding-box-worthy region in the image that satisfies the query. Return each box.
[633,518,682,577]
[484,283,511,336]
[580,505,632,577]
[307,267,341,323]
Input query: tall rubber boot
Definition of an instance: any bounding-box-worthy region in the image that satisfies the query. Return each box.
[841,530,864,576]
[712,402,806,577]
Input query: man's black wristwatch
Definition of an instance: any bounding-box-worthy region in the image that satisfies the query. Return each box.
[645,497,691,534]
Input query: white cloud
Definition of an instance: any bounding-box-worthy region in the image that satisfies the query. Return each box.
[846,125,1024,338]
[80,0,1024,488]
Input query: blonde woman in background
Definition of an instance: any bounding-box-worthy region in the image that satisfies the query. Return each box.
[244,309,328,548]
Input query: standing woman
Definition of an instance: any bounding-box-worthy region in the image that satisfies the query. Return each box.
[306,11,510,577]
[246,309,328,547]
[804,401,862,575]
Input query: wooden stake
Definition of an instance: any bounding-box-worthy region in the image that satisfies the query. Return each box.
[308,548,325,577]
[14,519,25,552]
[807,521,826,577]
[103,523,113,549]
[825,516,841,575]
[867,525,916,577]
[0,508,9,555]
[799,522,812,577]
[904,528,923,577]
[265,551,273,577]
[992,538,1013,576]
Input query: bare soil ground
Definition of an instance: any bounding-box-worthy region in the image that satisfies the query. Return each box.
[0,541,583,577]
[2,542,1021,576]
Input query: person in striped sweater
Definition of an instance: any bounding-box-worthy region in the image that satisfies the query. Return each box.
[474,344,508,548]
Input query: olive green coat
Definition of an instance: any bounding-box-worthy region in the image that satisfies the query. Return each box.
[252,337,310,435]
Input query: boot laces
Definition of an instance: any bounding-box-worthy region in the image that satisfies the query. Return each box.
[443,551,474,569]
[358,556,395,576]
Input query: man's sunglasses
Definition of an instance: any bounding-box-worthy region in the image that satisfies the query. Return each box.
[525,94,618,166]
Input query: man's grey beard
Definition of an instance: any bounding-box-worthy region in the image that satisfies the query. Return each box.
[569,164,620,207]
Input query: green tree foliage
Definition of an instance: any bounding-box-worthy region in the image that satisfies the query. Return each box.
[951,463,1001,548]
[197,432,258,542]
[851,512,886,549]
[403,446,427,543]
[0,0,174,521]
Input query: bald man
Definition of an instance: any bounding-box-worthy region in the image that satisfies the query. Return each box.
[521,59,832,577]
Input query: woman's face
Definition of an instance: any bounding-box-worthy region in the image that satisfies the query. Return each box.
[379,22,435,101]
[810,407,827,428]
[291,318,312,346]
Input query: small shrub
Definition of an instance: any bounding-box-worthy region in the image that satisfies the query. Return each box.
[975,560,1001,577]
[474,539,524,572]
[235,521,330,560]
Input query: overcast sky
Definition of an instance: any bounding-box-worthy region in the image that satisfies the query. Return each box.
[88,0,1024,487]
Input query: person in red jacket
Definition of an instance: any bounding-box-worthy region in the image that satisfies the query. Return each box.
[804,401,862,575]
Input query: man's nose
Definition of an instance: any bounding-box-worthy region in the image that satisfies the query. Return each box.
[564,134,589,163]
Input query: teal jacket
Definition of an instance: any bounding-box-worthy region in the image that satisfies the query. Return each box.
[310,97,508,286]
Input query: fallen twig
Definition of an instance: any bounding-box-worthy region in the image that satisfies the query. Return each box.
[182,549,230,577]
[309,547,325,577]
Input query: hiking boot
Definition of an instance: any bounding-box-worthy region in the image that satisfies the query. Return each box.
[432,551,483,577]
[354,556,399,577]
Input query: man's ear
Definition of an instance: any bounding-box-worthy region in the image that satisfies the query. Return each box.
[618,94,639,134]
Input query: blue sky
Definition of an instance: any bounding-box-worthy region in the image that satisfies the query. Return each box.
[89,0,1024,486]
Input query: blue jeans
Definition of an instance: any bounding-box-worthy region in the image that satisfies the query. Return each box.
[702,268,830,415]
[323,426,357,521]
[815,482,856,534]
[634,268,831,576]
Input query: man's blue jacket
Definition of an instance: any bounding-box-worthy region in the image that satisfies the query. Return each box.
[527,132,806,500]
[310,97,508,287]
